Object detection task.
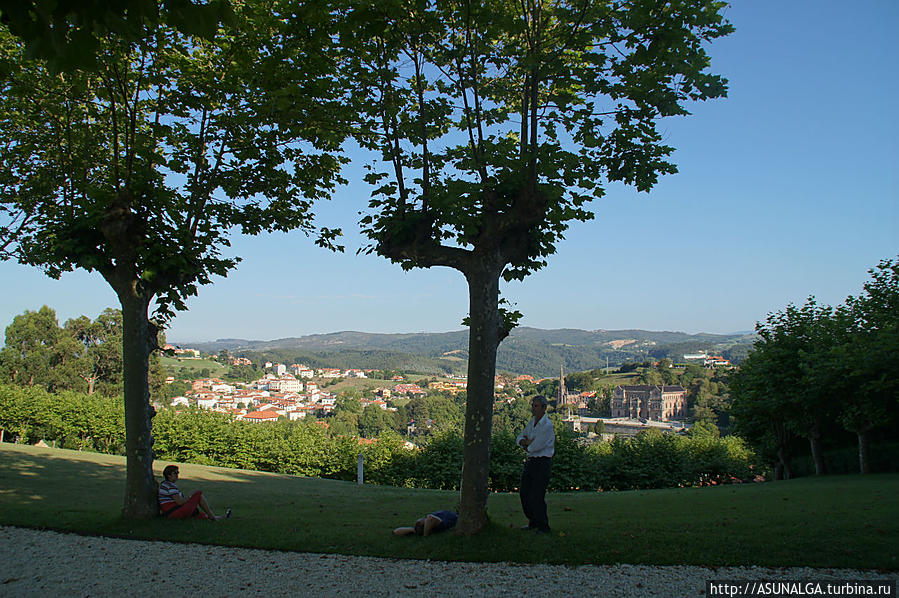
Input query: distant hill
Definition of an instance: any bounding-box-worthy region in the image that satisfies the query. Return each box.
[184,327,754,378]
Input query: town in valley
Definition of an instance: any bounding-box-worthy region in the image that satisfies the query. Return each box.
[163,343,735,441]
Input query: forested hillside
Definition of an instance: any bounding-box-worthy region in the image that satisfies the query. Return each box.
[189,327,754,377]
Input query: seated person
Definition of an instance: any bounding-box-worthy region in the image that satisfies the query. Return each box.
[158,465,230,520]
[393,510,458,536]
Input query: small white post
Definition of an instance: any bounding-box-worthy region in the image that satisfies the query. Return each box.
[357,453,364,485]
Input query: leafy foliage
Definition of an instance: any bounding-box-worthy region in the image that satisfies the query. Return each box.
[731,257,899,476]
[0,306,80,392]
[0,305,165,397]
[351,0,733,277]
[0,384,125,452]
[1,384,758,492]
[0,6,344,320]
[0,0,234,71]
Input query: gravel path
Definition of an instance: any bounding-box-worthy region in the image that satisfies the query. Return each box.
[1,526,896,597]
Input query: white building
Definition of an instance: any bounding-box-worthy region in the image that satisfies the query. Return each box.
[197,397,217,410]
[287,406,317,421]
[265,376,303,393]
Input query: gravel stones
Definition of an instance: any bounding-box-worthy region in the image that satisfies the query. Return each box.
[1,526,896,597]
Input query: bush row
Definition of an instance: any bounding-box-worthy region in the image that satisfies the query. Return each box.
[0,384,758,491]
[0,384,125,452]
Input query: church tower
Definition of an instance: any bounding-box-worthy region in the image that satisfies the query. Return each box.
[557,365,571,406]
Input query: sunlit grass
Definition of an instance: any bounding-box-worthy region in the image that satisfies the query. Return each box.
[1,442,896,570]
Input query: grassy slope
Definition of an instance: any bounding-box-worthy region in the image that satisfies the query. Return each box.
[160,355,227,377]
[1,443,896,570]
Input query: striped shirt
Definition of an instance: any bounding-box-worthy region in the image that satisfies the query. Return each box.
[158,480,183,506]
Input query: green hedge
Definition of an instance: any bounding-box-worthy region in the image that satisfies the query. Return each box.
[0,384,124,453]
[376,426,758,492]
[0,384,758,492]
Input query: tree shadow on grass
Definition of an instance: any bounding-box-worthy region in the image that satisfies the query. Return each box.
[0,445,126,514]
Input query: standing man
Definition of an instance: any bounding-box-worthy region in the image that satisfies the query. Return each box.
[516,395,555,533]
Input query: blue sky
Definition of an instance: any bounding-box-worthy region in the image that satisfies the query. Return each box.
[1,0,896,343]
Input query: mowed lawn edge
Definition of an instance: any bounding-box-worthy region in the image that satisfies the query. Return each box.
[1,443,896,570]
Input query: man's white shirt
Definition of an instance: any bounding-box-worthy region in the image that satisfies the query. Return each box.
[516,415,555,457]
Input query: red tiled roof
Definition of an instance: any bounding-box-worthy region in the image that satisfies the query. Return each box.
[244,410,280,420]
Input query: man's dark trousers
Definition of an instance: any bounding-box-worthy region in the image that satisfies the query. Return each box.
[520,456,552,531]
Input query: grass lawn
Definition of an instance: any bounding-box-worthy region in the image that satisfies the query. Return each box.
[160,355,227,377]
[1,443,896,570]
[594,372,642,386]
[319,377,397,394]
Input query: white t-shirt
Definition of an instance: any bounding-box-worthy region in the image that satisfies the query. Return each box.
[516,415,555,457]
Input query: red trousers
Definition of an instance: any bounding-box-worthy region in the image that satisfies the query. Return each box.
[160,491,208,519]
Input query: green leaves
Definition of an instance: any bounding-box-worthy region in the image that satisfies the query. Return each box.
[730,256,899,473]
[0,306,134,396]
[0,0,234,72]
[350,0,731,278]
[0,1,348,322]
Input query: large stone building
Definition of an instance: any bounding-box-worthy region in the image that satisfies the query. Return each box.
[611,385,687,421]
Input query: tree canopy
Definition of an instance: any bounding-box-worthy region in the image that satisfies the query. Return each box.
[0,306,80,393]
[0,306,168,397]
[0,0,234,71]
[731,257,899,476]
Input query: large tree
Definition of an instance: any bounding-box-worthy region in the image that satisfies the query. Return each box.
[0,306,138,397]
[731,257,899,476]
[839,258,899,473]
[347,0,731,533]
[0,306,80,392]
[0,1,345,517]
[65,309,125,396]
[730,300,837,478]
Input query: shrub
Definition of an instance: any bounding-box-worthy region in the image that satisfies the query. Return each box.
[0,385,759,493]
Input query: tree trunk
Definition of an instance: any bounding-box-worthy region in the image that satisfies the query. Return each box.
[809,436,825,475]
[808,423,825,475]
[456,264,504,535]
[777,446,791,480]
[119,291,159,519]
[773,462,783,480]
[773,420,791,480]
[858,430,871,474]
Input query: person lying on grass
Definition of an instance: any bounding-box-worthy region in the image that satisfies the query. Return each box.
[393,510,457,536]
[158,464,231,521]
